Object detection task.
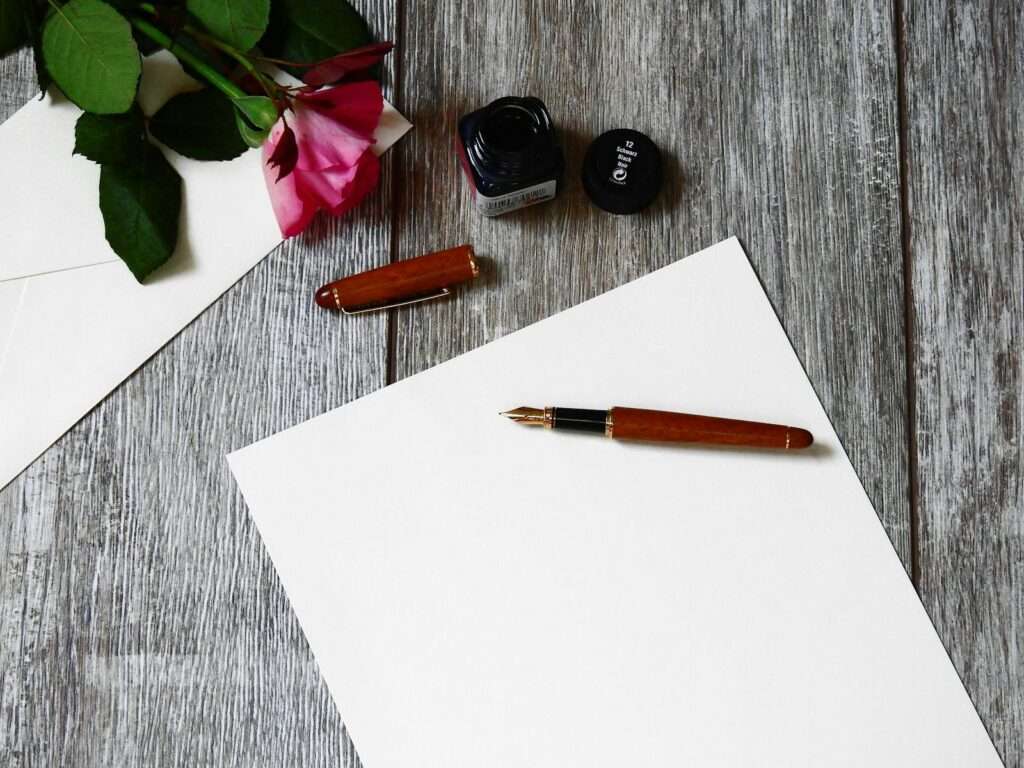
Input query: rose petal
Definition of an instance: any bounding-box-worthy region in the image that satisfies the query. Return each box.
[263,159,317,237]
[291,105,373,171]
[302,42,395,87]
[261,81,386,237]
[296,81,383,138]
[292,160,363,211]
[328,152,380,217]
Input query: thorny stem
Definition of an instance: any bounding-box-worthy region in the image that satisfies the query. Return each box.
[128,16,248,101]
[135,2,280,99]
[182,25,282,99]
[249,53,321,68]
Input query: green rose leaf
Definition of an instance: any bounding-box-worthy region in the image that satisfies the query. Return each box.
[99,143,182,282]
[74,104,147,166]
[150,89,249,161]
[186,0,269,52]
[41,0,141,114]
[0,0,28,56]
[260,0,371,76]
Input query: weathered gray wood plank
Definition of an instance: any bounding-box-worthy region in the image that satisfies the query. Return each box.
[391,2,910,556]
[902,2,1023,764]
[0,0,397,759]
[5,1,1022,766]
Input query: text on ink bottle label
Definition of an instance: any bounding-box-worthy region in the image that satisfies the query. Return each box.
[610,139,638,185]
[474,180,558,217]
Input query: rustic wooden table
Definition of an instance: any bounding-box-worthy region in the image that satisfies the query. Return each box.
[1,2,1020,765]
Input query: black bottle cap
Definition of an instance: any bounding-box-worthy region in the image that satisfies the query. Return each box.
[582,129,663,214]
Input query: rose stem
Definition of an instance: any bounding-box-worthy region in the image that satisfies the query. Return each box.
[128,15,248,102]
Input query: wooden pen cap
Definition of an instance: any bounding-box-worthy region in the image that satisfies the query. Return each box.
[315,244,480,314]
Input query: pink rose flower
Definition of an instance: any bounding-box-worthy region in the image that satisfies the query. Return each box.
[262,80,384,237]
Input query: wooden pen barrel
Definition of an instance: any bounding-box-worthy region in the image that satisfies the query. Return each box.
[315,244,479,312]
[609,407,814,450]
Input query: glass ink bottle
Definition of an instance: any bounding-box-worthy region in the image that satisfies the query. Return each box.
[457,96,564,217]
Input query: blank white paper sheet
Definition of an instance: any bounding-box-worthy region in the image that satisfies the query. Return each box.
[228,238,1002,767]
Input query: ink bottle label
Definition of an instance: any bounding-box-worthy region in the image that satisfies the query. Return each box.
[474,179,558,217]
[457,97,564,217]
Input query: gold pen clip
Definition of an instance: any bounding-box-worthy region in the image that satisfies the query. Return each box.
[341,288,452,315]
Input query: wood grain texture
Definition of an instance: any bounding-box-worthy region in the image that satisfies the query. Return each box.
[391,1,910,557]
[2,1,1022,766]
[608,407,814,450]
[0,0,397,759]
[902,1,1023,763]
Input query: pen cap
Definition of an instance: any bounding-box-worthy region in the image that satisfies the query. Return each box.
[316,245,480,313]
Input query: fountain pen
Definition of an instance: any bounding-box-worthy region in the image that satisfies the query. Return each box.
[501,406,814,450]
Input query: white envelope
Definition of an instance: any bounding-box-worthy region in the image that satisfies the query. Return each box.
[0,52,411,491]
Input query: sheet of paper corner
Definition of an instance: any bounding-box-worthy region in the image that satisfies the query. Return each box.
[227,238,1002,768]
[0,51,411,491]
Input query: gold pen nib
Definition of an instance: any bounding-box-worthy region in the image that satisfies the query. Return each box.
[500,406,548,426]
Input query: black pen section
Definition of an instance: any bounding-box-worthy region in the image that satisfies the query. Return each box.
[550,408,607,434]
